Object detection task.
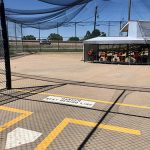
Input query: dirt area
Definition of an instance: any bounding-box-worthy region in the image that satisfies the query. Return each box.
[11,52,150,88]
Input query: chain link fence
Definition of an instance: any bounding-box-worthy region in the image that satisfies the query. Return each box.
[7,21,127,56]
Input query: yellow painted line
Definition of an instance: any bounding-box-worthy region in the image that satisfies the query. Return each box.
[17,89,150,110]
[69,118,141,135]
[0,106,33,132]
[35,118,70,150]
[16,89,112,104]
[116,103,150,109]
[0,106,32,114]
[35,118,141,150]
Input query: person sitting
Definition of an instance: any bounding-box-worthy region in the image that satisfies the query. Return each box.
[87,49,94,62]
[100,51,107,62]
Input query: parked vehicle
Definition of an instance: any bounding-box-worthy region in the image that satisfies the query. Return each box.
[40,39,51,45]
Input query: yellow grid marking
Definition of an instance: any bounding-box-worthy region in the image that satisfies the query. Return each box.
[35,118,141,150]
[17,89,150,110]
[0,106,33,132]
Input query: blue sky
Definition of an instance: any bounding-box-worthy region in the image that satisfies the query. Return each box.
[4,0,150,39]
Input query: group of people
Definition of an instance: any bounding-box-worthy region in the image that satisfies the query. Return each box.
[88,49,149,63]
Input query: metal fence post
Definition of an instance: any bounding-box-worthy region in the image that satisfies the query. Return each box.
[75,22,77,37]
[14,22,17,52]
[21,24,24,52]
[108,21,110,36]
[57,23,59,51]
[0,0,11,89]
[39,24,41,52]
[75,22,77,51]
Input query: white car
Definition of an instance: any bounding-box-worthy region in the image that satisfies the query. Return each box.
[40,39,51,45]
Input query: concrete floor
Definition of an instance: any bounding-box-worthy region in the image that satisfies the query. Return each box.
[11,52,150,88]
[0,52,150,150]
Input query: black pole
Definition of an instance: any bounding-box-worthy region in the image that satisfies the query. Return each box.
[14,22,17,52]
[75,22,77,51]
[94,6,98,31]
[128,0,131,21]
[128,0,131,64]
[108,21,110,36]
[0,0,11,89]
[75,22,77,37]
[119,21,123,36]
[21,24,24,52]
[39,24,41,52]
[57,23,59,51]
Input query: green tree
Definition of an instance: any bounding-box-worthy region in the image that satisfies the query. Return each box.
[68,37,80,41]
[47,33,63,41]
[22,35,36,40]
[84,31,91,40]
[91,29,101,38]
[84,29,106,40]
[100,32,106,37]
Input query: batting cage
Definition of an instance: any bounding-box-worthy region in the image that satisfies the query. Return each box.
[0,0,150,150]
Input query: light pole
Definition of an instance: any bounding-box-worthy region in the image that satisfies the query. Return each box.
[94,6,98,31]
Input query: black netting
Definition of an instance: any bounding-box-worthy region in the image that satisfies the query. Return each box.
[5,6,68,15]
[6,10,67,24]
[6,4,86,30]
[1,1,150,150]
[38,0,92,6]
[5,0,150,30]
[138,21,150,41]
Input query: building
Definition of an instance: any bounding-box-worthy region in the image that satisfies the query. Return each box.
[83,21,150,64]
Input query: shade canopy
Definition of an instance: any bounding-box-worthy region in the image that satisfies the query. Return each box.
[84,21,150,45]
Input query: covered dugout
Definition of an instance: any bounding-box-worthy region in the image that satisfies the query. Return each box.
[83,21,150,64]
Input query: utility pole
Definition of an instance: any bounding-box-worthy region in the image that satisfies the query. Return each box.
[94,6,98,31]
[0,0,11,89]
[128,0,131,21]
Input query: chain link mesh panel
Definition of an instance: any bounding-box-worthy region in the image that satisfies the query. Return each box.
[7,21,127,55]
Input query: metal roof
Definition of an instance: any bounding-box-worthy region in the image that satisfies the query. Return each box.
[84,36,149,44]
[84,21,150,45]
